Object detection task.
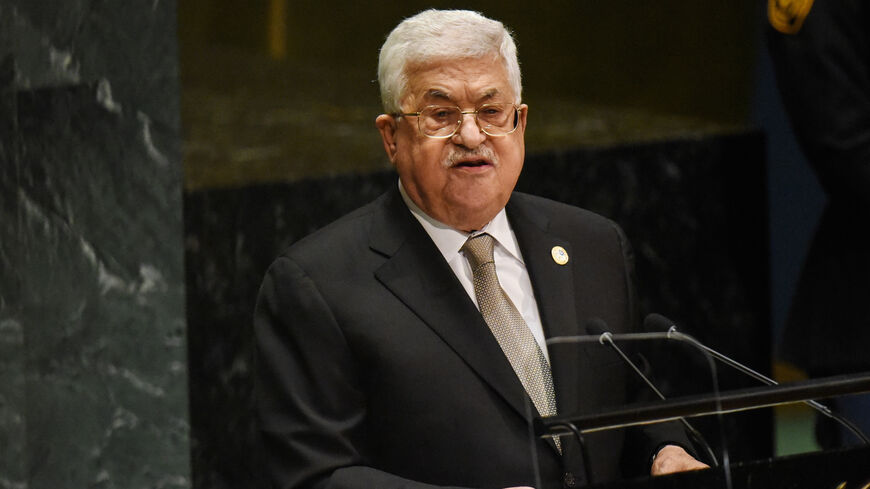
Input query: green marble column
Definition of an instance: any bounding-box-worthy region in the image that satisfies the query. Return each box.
[0,1,189,488]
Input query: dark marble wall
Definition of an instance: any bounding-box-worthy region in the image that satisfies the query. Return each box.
[184,130,770,488]
[0,2,189,488]
[184,172,395,488]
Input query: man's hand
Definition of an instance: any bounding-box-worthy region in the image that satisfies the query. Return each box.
[650,445,709,476]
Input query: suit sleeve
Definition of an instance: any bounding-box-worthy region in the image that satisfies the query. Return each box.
[767,0,870,211]
[254,256,469,489]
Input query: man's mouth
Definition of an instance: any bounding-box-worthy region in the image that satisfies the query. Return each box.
[445,146,498,169]
[454,159,491,168]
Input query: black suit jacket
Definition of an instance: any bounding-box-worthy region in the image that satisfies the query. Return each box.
[255,188,684,489]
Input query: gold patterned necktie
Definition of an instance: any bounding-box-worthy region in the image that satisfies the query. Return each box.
[462,233,560,451]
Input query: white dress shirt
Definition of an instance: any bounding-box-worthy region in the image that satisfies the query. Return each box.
[398,182,551,362]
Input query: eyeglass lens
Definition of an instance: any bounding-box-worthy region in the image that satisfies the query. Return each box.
[419,104,517,137]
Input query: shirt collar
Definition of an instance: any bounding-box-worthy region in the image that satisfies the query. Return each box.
[398,180,523,263]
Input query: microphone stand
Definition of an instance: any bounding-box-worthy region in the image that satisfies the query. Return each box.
[646,314,870,445]
[595,329,720,467]
[546,326,727,479]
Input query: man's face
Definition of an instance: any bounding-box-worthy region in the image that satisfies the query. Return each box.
[376,56,527,232]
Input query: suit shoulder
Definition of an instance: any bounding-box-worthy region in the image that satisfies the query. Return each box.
[278,195,383,264]
[510,191,622,234]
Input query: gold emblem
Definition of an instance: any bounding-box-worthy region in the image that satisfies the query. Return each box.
[551,246,569,265]
[769,0,815,34]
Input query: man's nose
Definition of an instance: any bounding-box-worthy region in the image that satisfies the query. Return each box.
[451,113,486,148]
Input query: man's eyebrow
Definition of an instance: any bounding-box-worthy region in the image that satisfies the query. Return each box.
[421,88,504,104]
[480,88,500,100]
[423,89,452,101]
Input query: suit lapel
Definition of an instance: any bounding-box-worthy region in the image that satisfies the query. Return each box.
[506,196,582,419]
[370,189,533,422]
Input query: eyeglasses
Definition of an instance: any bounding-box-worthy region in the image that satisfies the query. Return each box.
[396,103,522,139]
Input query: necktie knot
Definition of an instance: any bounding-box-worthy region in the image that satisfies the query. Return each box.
[461,233,495,271]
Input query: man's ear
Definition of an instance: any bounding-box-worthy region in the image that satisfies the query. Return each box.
[375,114,399,164]
[517,104,529,135]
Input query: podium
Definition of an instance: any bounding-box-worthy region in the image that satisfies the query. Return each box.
[536,372,870,488]
[595,446,870,489]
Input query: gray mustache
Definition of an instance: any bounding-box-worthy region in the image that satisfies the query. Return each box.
[444,146,498,168]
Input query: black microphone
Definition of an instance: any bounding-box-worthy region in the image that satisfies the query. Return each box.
[644,313,870,445]
[585,318,719,467]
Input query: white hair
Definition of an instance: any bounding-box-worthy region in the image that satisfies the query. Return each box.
[377,9,522,114]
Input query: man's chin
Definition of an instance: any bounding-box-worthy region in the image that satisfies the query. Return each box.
[442,201,504,232]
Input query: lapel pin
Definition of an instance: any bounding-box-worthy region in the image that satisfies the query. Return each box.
[551,246,569,265]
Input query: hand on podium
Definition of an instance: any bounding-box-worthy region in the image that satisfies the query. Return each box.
[650,445,709,476]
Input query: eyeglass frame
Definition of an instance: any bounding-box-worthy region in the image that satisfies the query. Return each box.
[394,103,525,139]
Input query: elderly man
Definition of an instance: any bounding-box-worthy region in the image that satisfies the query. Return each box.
[255,9,706,489]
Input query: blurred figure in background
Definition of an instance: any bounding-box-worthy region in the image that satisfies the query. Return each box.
[768,0,870,446]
